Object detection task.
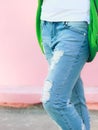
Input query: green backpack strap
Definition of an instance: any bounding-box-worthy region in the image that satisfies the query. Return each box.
[94,0,98,48]
[93,0,98,49]
[94,0,98,12]
[36,0,44,53]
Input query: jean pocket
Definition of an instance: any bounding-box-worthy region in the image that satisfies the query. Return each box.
[65,21,88,36]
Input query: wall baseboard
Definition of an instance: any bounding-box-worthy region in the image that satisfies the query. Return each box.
[0,86,98,109]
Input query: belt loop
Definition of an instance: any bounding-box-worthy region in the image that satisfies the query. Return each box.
[64,21,68,26]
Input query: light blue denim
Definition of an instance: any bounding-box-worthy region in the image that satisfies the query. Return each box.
[41,21,90,130]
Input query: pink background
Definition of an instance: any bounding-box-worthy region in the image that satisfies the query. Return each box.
[0,0,98,107]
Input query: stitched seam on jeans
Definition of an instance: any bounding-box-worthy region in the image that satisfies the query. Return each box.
[75,84,84,122]
[75,35,86,60]
[59,109,74,130]
[75,87,88,130]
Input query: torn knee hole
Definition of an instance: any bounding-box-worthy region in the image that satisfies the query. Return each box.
[50,50,64,70]
[42,80,53,103]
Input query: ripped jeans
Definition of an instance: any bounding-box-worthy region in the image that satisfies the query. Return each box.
[41,21,90,130]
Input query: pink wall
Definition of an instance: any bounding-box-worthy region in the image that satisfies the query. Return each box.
[0,0,47,87]
[82,57,98,87]
[0,0,98,106]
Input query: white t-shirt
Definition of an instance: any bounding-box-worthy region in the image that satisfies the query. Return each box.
[41,0,90,23]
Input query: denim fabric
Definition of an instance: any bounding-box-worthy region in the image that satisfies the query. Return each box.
[41,21,90,130]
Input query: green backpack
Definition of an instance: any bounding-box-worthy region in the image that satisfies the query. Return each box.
[36,0,98,62]
[88,0,98,62]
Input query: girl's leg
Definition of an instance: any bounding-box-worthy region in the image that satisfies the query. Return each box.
[41,21,90,130]
[71,76,90,130]
[42,51,88,130]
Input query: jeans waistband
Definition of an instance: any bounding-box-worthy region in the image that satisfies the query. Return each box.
[41,20,88,27]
